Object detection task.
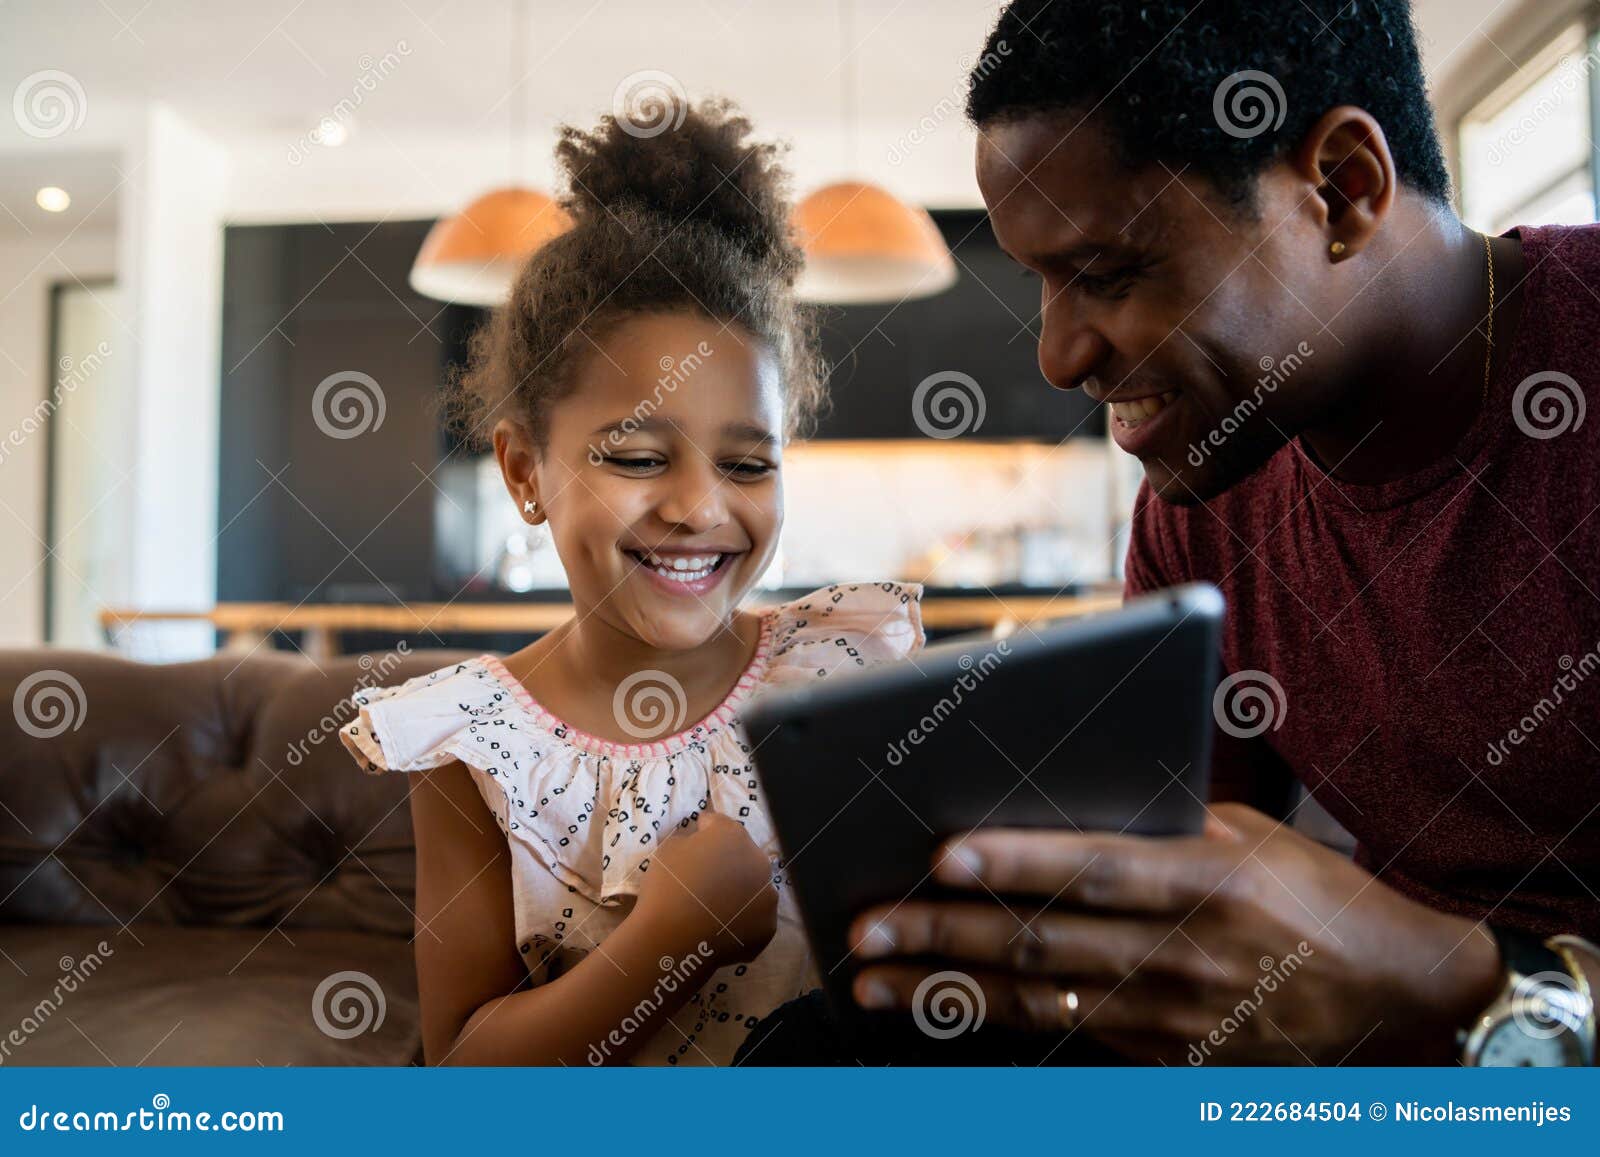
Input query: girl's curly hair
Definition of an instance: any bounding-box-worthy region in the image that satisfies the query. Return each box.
[443,97,824,451]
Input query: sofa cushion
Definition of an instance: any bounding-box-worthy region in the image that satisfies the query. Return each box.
[0,923,419,1066]
[0,647,478,936]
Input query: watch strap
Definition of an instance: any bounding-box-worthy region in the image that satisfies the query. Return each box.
[1488,923,1567,981]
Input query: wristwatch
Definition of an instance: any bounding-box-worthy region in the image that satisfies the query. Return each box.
[1459,925,1597,1066]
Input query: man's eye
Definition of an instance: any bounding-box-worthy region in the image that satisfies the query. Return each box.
[1075,260,1156,301]
[604,456,663,472]
[1076,272,1133,298]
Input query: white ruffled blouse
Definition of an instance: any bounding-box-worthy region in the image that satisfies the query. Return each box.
[338,582,924,1066]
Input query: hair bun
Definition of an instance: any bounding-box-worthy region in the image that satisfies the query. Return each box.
[555,94,796,270]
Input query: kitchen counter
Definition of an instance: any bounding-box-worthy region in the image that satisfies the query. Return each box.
[100,589,1123,659]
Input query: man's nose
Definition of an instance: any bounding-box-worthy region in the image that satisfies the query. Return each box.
[1038,313,1109,391]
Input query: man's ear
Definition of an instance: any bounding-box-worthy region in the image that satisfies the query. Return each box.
[1289,105,1397,261]
[492,417,546,525]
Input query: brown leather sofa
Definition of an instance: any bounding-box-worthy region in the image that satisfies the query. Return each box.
[0,644,479,1066]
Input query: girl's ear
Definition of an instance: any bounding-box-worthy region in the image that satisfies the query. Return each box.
[492,417,546,526]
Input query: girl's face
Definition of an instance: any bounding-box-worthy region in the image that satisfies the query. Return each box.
[499,311,786,653]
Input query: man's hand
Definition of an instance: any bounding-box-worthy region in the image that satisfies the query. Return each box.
[848,803,1504,1064]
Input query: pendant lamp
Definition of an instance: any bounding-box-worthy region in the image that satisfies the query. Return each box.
[791,0,956,304]
[409,0,570,306]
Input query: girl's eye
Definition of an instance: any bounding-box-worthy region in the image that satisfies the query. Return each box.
[603,455,664,472]
[722,459,773,479]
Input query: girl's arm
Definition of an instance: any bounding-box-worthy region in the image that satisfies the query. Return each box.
[408,760,776,1066]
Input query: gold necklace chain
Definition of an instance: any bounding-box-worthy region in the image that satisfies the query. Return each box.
[1482,232,1495,409]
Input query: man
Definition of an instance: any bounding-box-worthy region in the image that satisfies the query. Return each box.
[846,0,1599,1064]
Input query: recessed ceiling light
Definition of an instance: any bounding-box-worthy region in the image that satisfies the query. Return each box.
[35,186,71,213]
[315,117,348,148]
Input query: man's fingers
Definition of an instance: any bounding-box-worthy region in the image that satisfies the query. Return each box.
[935,828,1236,913]
[849,902,1182,980]
[851,964,1189,1039]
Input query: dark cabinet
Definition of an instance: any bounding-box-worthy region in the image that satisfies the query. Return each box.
[809,209,1103,440]
[217,210,1103,610]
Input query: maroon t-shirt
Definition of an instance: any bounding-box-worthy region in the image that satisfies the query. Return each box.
[1125,223,1600,938]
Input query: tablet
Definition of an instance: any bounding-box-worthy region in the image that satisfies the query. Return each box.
[743,582,1224,1031]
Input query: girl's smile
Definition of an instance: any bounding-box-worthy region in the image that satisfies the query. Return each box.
[622,545,743,597]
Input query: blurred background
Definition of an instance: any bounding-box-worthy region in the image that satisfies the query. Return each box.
[2,0,1595,660]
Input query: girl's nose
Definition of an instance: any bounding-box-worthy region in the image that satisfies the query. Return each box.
[654,467,728,533]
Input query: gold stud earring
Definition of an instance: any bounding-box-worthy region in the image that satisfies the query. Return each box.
[1329,241,1347,257]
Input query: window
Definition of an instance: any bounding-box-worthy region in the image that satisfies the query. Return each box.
[1457,20,1598,233]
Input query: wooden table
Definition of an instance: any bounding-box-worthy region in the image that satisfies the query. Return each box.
[100,592,1123,659]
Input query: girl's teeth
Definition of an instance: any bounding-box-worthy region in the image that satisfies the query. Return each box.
[1110,391,1178,426]
[636,552,723,581]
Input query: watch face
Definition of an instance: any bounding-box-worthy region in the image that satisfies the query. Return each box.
[1477,993,1588,1067]
[1479,1020,1582,1066]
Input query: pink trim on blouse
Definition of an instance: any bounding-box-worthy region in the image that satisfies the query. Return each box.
[473,612,775,759]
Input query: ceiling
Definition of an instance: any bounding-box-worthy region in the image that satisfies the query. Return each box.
[0,0,1550,239]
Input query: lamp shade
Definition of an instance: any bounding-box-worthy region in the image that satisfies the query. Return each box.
[409,186,573,306]
[791,181,957,304]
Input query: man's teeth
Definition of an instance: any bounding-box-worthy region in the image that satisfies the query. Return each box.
[635,552,724,581]
[1109,391,1179,427]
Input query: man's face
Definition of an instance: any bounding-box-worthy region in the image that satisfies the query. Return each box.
[977,113,1346,503]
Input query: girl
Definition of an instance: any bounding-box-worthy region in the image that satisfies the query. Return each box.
[338,99,922,1066]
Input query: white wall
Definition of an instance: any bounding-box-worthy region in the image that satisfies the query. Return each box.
[116,105,227,660]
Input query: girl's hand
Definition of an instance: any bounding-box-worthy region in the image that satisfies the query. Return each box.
[636,811,778,965]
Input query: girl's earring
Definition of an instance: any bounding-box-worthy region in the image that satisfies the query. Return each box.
[523,498,539,520]
[1329,240,1347,257]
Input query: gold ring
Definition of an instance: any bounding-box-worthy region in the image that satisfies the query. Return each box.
[1056,988,1080,1029]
